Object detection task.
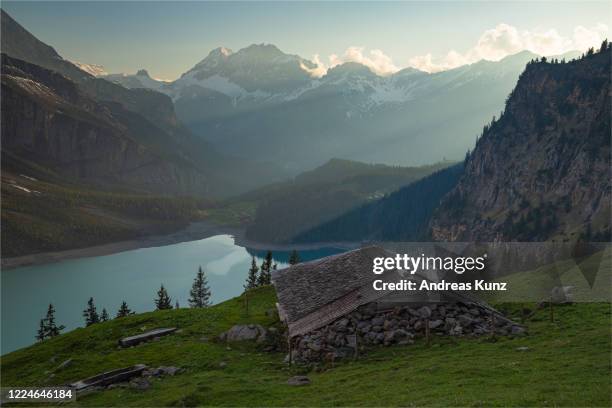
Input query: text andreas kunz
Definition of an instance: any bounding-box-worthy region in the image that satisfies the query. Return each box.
[371,253,508,292]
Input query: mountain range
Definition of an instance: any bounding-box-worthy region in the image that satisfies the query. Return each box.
[295,44,611,243]
[0,9,284,197]
[100,44,581,173]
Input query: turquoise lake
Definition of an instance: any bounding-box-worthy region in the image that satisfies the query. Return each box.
[1,234,344,354]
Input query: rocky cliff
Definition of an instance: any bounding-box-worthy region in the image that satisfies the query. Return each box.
[431,45,611,242]
[1,54,210,195]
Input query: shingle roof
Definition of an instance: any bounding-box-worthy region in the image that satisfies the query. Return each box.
[272,246,391,323]
[273,245,514,337]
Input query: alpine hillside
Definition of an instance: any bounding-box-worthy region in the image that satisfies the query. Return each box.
[430,43,611,242]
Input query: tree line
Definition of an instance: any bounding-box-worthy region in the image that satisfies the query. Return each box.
[243,250,301,290]
[35,250,302,342]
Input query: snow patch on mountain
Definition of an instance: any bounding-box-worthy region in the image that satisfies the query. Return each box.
[170,72,273,102]
[71,61,107,77]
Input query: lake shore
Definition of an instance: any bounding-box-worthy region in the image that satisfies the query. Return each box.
[233,234,359,252]
[1,221,360,270]
[1,220,242,270]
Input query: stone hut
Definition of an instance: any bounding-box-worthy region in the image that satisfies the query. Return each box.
[273,246,523,362]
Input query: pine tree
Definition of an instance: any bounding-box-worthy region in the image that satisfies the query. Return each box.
[116,301,133,318]
[244,257,259,289]
[44,303,64,337]
[155,284,173,310]
[289,250,301,265]
[257,260,268,286]
[265,251,273,271]
[36,319,46,341]
[257,251,273,286]
[600,39,609,53]
[100,308,109,322]
[82,297,100,326]
[188,267,211,308]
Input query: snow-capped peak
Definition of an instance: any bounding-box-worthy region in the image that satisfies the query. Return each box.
[70,61,107,77]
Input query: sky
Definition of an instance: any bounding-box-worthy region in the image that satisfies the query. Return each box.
[2,1,610,80]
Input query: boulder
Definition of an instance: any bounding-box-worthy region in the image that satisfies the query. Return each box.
[458,314,474,326]
[398,319,410,328]
[219,324,267,343]
[308,341,322,352]
[129,377,151,390]
[383,319,397,330]
[551,286,574,304]
[418,306,432,318]
[158,366,181,376]
[428,319,443,329]
[449,325,463,336]
[287,376,311,386]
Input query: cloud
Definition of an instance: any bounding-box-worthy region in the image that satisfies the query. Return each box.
[300,55,328,78]
[302,47,399,78]
[409,23,609,73]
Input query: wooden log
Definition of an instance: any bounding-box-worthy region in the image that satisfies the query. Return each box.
[118,328,177,348]
[70,364,147,391]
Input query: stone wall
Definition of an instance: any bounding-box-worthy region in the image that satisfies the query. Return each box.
[291,301,524,363]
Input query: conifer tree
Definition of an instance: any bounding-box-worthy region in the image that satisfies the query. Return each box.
[256,251,274,286]
[257,261,268,286]
[44,303,64,337]
[289,250,301,265]
[189,267,211,308]
[100,308,109,322]
[244,257,259,289]
[36,319,46,341]
[155,284,173,310]
[265,251,273,272]
[116,301,133,318]
[83,297,100,326]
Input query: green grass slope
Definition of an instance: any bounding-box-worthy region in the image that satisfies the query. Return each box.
[1,158,213,258]
[1,286,610,407]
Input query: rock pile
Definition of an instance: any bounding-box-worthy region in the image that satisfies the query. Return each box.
[291,302,524,363]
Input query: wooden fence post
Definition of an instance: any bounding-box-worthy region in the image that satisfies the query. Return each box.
[287,335,292,367]
[244,291,249,317]
[549,296,554,323]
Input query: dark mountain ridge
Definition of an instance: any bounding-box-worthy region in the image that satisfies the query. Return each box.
[431,44,611,242]
[243,159,455,243]
[292,164,463,243]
